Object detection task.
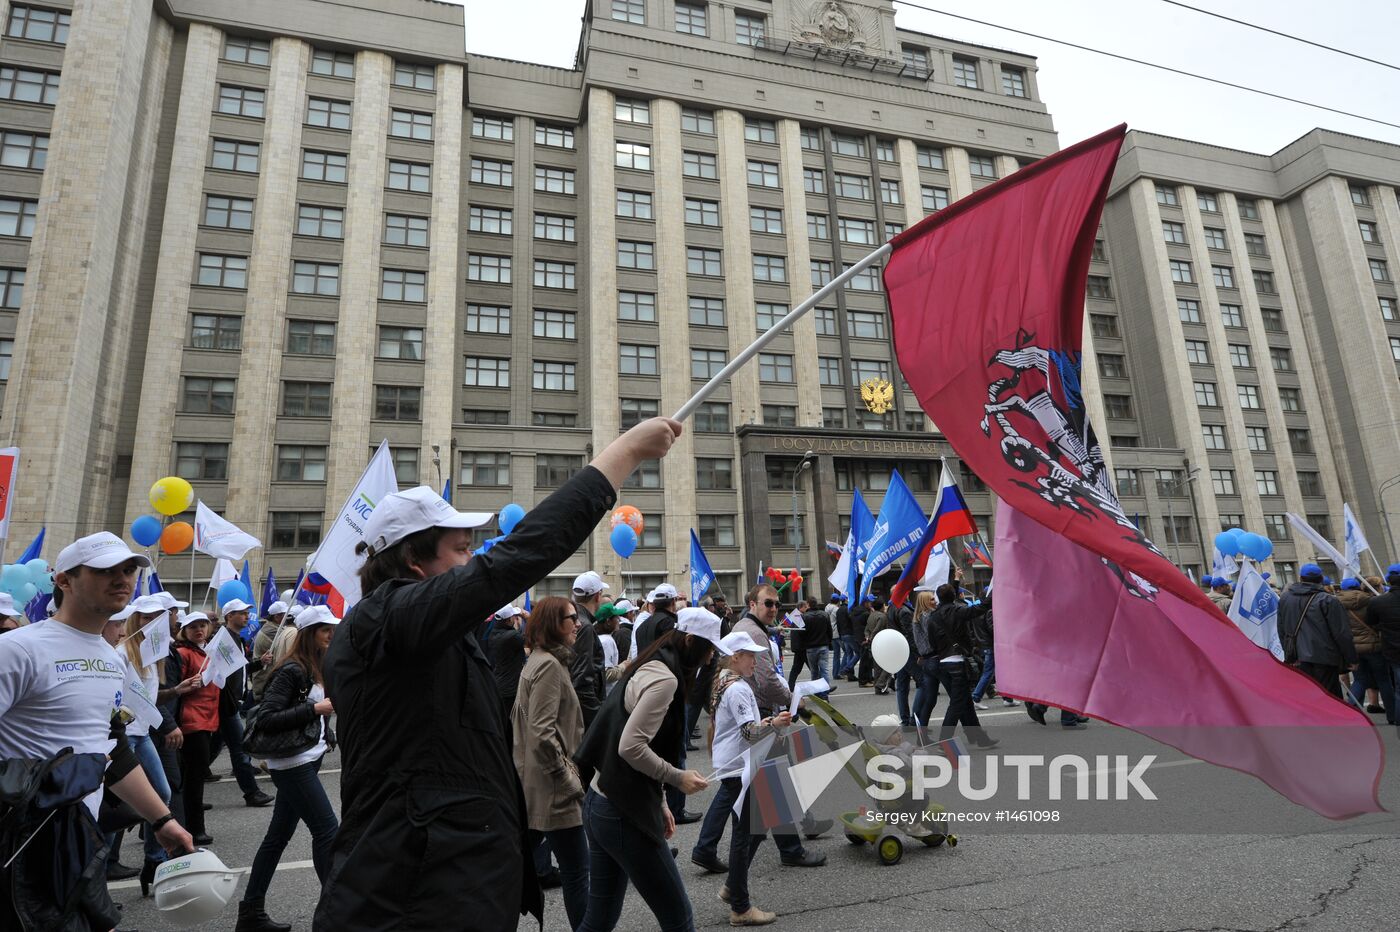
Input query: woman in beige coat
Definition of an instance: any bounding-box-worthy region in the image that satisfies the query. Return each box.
[513,596,589,928]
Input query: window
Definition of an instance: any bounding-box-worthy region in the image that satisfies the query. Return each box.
[762,404,797,427]
[691,348,726,379]
[818,357,842,386]
[1238,197,1260,220]
[845,265,880,291]
[182,377,235,414]
[823,407,846,429]
[876,139,896,161]
[216,84,264,120]
[534,413,578,428]
[614,97,650,124]
[680,108,714,134]
[281,381,331,417]
[1252,269,1277,293]
[619,291,656,322]
[748,206,781,233]
[799,126,822,151]
[211,139,259,173]
[292,261,340,296]
[1164,516,1195,542]
[190,313,241,351]
[755,302,787,330]
[1177,299,1202,324]
[1104,394,1133,418]
[617,240,655,270]
[622,459,661,490]
[811,260,833,287]
[1092,239,1107,261]
[1369,258,1390,282]
[1086,275,1112,298]
[1209,469,1236,496]
[223,35,270,65]
[296,204,342,238]
[879,180,901,205]
[7,5,69,43]
[675,2,707,35]
[197,253,247,288]
[752,254,786,282]
[830,133,866,158]
[271,513,323,550]
[637,515,664,548]
[1099,354,1126,378]
[902,45,930,75]
[615,141,651,171]
[1201,424,1227,450]
[1254,469,1279,496]
[384,213,429,247]
[834,173,870,199]
[306,97,351,130]
[204,195,254,231]
[1392,337,1400,362]
[463,356,509,387]
[1202,227,1227,250]
[1090,314,1119,338]
[466,304,510,334]
[1001,66,1027,97]
[374,386,421,422]
[1288,428,1313,455]
[1279,387,1303,412]
[620,398,659,429]
[533,213,575,242]
[0,66,59,105]
[917,146,946,170]
[693,401,730,432]
[381,269,426,302]
[885,222,904,239]
[1220,303,1244,328]
[687,247,722,277]
[390,109,433,141]
[851,359,890,385]
[311,48,355,78]
[744,119,777,144]
[687,198,722,227]
[735,12,766,46]
[1245,426,1269,452]
[452,450,510,488]
[467,254,511,283]
[1162,221,1187,244]
[815,307,837,335]
[1228,343,1252,368]
[616,189,653,219]
[533,260,575,289]
[1194,380,1218,406]
[758,353,793,383]
[536,454,583,487]
[302,150,347,183]
[532,361,576,391]
[170,441,231,482]
[1349,184,1370,207]
[1169,260,1194,283]
[968,154,997,179]
[952,56,979,88]
[1155,183,1179,206]
[683,151,718,179]
[1244,233,1268,257]
[922,186,950,212]
[747,160,779,188]
[1197,191,1219,212]
[847,310,887,339]
[697,514,736,547]
[1270,347,1294,372]
[1184,339,1210,364]
[274,445,325,482]
[1359,220,1380,244]
[1155,469,1185,497]
[1115,468,1140,497]
[390,160,433,192]
[1297,472,1322,497]
[377,326,423,360]
[688,296,724,327]
[855,409,894,431]
[1238,384,1261,409]
[286,319,335,355]
[468,158,511,188]
[534,166,575,194]
[471,115,513,141]
[394,61,435,91]
[618,343,658,375]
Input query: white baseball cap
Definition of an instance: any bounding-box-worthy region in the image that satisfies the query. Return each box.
[295,604,340,630]
[362,486,493,555]
[614,599,637,614]
[266,601,288,616]
[0,592,21,619]
[676,606,730,655]
[179,611,210,629]
[571,571,610,596]
[220,599,252,614]
[55,531,152,574]
[494,604,522,620]
[647,583,679,602]
[719,631,768,654]
[287,603,305,618]
[154,591,188,610]
[120,595,168,618]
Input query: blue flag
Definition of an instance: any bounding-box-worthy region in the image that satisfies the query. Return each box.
[442,478,452,505]
[858,471,927,602]
[259,568,277,617]
[240,559,251,593]
[690,530,716,603]
[129,570,144,605]
[847,488,875,601]
[147,571,164,595]
[523,590,532,612]
[17,528,43,564]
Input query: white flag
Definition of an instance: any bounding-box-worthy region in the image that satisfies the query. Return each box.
[827,530,854,597]
[308,440,400,607]
[195,501,262,561]
[1211,547,1238,580]
[207,558,238,592]
[200,625,247,687]
[916,540,952,592]
[783,609,806,629]
[1286,513,1349,575]
[137,612,171,667]
[1343,504,1370,576]
[1226,559,1283,661]
[121,662,164,733]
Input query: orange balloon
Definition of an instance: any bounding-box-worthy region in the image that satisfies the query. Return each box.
[160,521,194,554]
[609,506,644,536]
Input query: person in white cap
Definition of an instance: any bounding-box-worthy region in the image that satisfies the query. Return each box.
[250,601,290,700]
[573,607,723,931]
[611,599,638,660]
[208,598,274,809]
[484,604,527,736]
[316,415,682,932]
[629,582,701,822]
[0,532,192,930]
[0,591,24,633]
[570,570,611,726]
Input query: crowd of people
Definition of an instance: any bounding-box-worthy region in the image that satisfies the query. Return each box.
[2,415,1399,931]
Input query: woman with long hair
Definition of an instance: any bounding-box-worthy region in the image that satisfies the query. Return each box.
[512,596,589,928]
[574,607,729,932]
[910,589,941,727]
[174,611,220,846]
[235,605,341,932]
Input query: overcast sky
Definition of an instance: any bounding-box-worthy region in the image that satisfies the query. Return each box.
[452,0,1400,154]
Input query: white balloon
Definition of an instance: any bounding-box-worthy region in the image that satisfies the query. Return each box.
[871,628,909,673]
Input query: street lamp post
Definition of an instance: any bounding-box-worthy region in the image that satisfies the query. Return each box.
[791,451,814,602]
[1379,473,1400,562]
[1162,466,1201,572]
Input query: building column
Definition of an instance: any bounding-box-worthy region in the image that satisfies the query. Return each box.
[812,453,840,583]
[945,146,975,203]
[584,88,620,574]
[716,109,762,428]
[778,118,820,427]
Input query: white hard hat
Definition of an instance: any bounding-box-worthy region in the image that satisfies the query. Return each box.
[153,848,241,927]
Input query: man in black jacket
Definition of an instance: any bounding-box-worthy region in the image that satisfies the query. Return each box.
[1278,563,1357,697]
[633,583,679,653]
[1365,565,1400,733]
[926,584,997,748]
[315,417,681,932]
[569,571,609,726]
[799,599,833,695]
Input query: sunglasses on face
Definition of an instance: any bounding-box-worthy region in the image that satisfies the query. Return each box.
[563,613,579,623]
[760,599,779,608]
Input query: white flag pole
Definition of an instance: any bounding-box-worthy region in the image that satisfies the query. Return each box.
[671,243,893,423]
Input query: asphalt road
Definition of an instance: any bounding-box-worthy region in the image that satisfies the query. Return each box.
[111,676,1400,931]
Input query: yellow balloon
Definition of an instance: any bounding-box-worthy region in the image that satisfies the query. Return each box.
[149,476,194,516]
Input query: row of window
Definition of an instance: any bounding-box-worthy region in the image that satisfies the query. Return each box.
[899,44,1028,98]
[1155,184,1261,220]
[612,0,766,48]
[210,139,439,194]
[1189,380,1306,412]
[182,378,421,419]
[205,197,430,248]
[221,35,437,91]
[1181,338,1295,371]
[195,255,428,301]
[1114,466,1326,502]
[1167,258,1279,293]
[1161,220,1269,256]
[191,315,421,358]
[215,85,436,140]
[460,401,922,435]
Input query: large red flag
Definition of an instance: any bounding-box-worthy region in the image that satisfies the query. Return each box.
[884,125,1383,818]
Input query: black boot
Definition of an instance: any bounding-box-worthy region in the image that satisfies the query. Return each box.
[235,898,291,932]
[140,858,159,897]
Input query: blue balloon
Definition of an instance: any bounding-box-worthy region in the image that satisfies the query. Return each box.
[217,579,252,610]
[499,503,526,536]
[610,523,638,559]
[1239,533,1272,562]
[0,564,25,597]
[131,515,162,548]
[1213,531,1237,555]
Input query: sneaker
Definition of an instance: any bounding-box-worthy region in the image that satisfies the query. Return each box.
[1026,705,1047,726]
[1062,720,1086,729]
[1002,698,1019,707]
[538,868,562,889]
[244,790,274,808]
[203,772,222,783]
[730,906,777,926]
[974,702,989,710]
[691,852,728,874]
[1366,703,1384,713]
[780,850,827,867]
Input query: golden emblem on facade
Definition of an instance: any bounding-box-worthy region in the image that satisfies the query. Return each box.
[859,377,894,414]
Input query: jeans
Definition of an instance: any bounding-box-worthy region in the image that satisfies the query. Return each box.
[692,775,741,862]
[578,790,695,932]
[937,661,983,740]
[211,710,261,796]
[130,734,170,863]
[243,758,338,902]
[785,647,807,691]
[805,648,832,693]
[157,732,182,831]
[529,830,555,877]
[546,824,591,930]
[912,660,941,727]
[835,635,859,677]
[724,777,766,914]
[972,648,997,702]
[180,730,213,835]
[666,726,687,818]
[895,657,916,725]
[857,644,874,684]
[1350,652,1396,724]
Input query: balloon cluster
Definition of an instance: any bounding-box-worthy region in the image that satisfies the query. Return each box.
[130,513,193,554]
[764,566,803,594]
[216,579,253,611]
[1214,526,1274,562]
[0,559,53,606]
[609,506,644,559]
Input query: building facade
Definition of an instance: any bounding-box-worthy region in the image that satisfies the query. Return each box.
[0,0,1393,597]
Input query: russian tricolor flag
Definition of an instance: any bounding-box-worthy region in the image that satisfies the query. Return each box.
[889,465,979,608]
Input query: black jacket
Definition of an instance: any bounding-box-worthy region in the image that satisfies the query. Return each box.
[486,625,527,706]
[925,599,991,660]
[259,661,335,750]
[801,610,832,649]
[1363,589,1400,664]
[570,604,604,726]
[634,606,677,655]
[1278,582,1356,667]
[315,466,616,932]
[894,604,915,645]
[613,621,634,661]
[835,604,853,637]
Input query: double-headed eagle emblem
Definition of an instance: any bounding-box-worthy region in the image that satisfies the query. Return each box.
[859,377,894,414]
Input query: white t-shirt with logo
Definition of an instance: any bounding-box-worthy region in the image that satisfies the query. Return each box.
[712,678,761,780]
[0,620,125,818]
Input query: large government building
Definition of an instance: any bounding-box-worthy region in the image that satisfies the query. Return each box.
[0,0,1396,599]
